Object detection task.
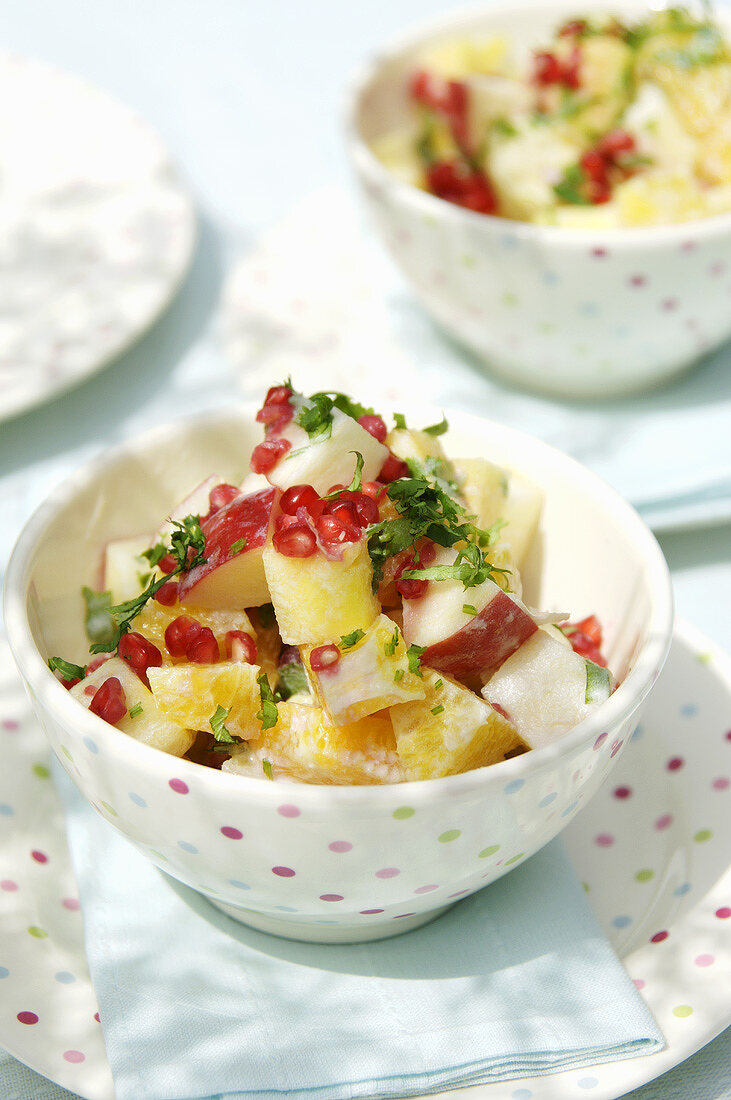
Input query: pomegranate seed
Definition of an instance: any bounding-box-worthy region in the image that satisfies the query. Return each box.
[89,677,127,725]
[326,483,347,496]
[532,50,563,84]
[118,632,162,685]
[357,414,388,443]
[351,491,380,526]
[159,553,177,575]
[580,150,608,184]
[562,46,582,89]
[209,483,239,511]
[379,453,410,483]
[273,523,317,557]
[587,179,612,204]
[256,403,295,431]
[326,499,359,527]
[316,513,360,545]
[596,129,635,160]
[573,615,603,646]
[280,484,319,515]
[361,480,387,501]
[264,385,293,406]
[154,580,178,606]
[187,627,220,664]
[250,438,291,475]
[394,554,429,600]
[84,684,97,696]
[58,674,81,689]
[567,630,607,667]
[276,513,301,532]
[310,644,340,672]
[164,615,202,658]
[225,630,257,664]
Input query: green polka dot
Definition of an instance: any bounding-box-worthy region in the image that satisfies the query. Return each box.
[505,852,525,866]
[694,829,712,843]
[537,321,556,334]
[423,215,437,226]
[393,806,415,820]
[479,845,500,858]
[697,652,712,665]
[438,829,461,843]
[673,1004,693,1018]
[502,292,518,307]
[100,801,118,817]
[27,926,47,939]
[582,881,590,893]
[462,253,476,267]
[60,745,73,761]
[32,763,50,779]
[635,869,654,882]
[574,343,588,355]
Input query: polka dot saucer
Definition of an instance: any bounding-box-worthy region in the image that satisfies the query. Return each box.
[0,619,728,1100]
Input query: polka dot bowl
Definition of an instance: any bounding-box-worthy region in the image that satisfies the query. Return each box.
[345,0,731,399]
[4,404,673,942]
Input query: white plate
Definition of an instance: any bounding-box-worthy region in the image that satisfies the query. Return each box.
[0,620,728,1100]
[0,52,195,424]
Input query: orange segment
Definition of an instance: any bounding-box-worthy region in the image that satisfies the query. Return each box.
[134,601,255,661]
[147,662,262,742]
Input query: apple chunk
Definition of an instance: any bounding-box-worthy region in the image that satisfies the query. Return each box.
[102,535,152,603]
[267,407,388,495]
[177,487,275,610]
[482,629,612,749]
[402,546,539,680]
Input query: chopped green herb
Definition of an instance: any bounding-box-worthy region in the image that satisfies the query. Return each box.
[141,542,167,568]
[407,644,426,678]
[346,451,364,493]
[554,163,589,205]
[340,629,365,650]
[404,542,507,591]
[229,537,247,557]
[296,392,336,441]
[431,704,445,716]
[585,660,611,705]
[128,702,143,719]
[393,412,408,430]
[462,604,477,617]
[169,515,206,571]
[277,658,309,701]
[82,586,115,648]
[422,414,448,437]
[210,704,236,743]
[434,678,443,690]
[329,392,376,422]
[262,759,274,780]
[48,656,86,682]
[492,117,518,138]
[88,571,177,654]
[384,629,399,658]
[256,672,279,731]
[393,668,405,683]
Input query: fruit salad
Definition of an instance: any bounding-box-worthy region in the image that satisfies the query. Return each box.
[50,382,613,784]
[372,7,731,226]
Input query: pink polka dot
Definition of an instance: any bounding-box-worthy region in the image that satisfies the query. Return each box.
[277,804,300,818]
[414,884,439,894]
[593,733,607,751]
[448,889,470,898]
[31,850,48,864]
[94,1012,100,1023]
[695,954,715,967]
[1,719,19,731]
[614,786,632,799]
[610,739,623,758]
[375,867,400,879]
[633,979,645,990]
[592,247,608,258]
[629,274,647,287]
[1,879,18,892]
[715,907,731,919]
[667,757,684,771]
[651,930,669,943]
[63,1050,85,1064]
[595,833,614,847]
[328,841,352,853]
[655,814,673,830]
[661,298,678,311]
[62,897,80,911]
[17,1012,38,1025]
[712,777,729,790]
[709,261,726,277]
[168,778,189,794]
[360,909,383,915]
[272,866,295,877]
[220,826,242,840]
[724,730,731,742]
[394,912,417,918]
[320,894,343,902]
[681,239,697,251]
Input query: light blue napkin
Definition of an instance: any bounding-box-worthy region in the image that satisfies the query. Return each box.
[54,767,663,1100]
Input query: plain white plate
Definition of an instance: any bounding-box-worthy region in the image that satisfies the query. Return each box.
[0,620,728,1100]
[0,52,195,424]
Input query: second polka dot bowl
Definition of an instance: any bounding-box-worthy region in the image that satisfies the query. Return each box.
[346,0,731,399]
[4,405,673,942]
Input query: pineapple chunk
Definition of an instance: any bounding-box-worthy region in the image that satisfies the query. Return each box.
[416,34,512,79]
[370,131,425,188]
[147,661,262,742]
[224,703,402,785]
[614,168,706,226]
[263,539,379,645]
[304,614,425,726]
[486,121,581,221]
[454,458,508,531]
[102,535,151,604]
[71,657,193,757]
[134,601,255,661]
[622,83,697,173]
[386,427,447,467]
[453,458,542,572]
[500,471,543,571]
[267,407,388,495]
[390,670,524,780]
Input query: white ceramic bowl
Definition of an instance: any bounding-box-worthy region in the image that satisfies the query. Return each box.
[4,405,673,943]
[346,0,731,398]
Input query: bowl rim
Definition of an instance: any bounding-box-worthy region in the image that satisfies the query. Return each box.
[3,402,674,807]
[343,0,731,246]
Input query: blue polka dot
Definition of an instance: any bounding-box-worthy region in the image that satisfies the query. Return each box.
[674,882,692,897]
[177,840,198,855]
[54,971,76,984]
[504,779,524,794]
[512,1091,533,1100]
[578,1078,598,1089]
[501,234,519,250]
[538,792,557,808]
[578,302,600,317]
[561,801,579,817]
[542,270,559,285]
[83,736,99,754]
[680,703,698,717]
[316,920,338,925]
[228,879,250,890]
[275,905,298,913]
[0,967,9,979]
[612,915,632,929]
[632,724,644,741]
[128,792,147,808]
[614,325,630,339]
[0,803,14,816]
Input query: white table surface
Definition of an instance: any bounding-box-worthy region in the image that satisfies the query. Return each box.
[1,1,729,1097]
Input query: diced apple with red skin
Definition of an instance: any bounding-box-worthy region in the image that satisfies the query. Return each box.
[153,475,225,543]
[482,629,612,749]
[71,657,194,757]
[266,407,388,495]
[402,545,539,680]
[102,535,152,603]
[303,614,425,726]
[390,670,524,780]
[177,487,276,610]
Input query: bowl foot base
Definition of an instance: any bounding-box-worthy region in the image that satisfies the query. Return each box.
[207,898,454,943]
